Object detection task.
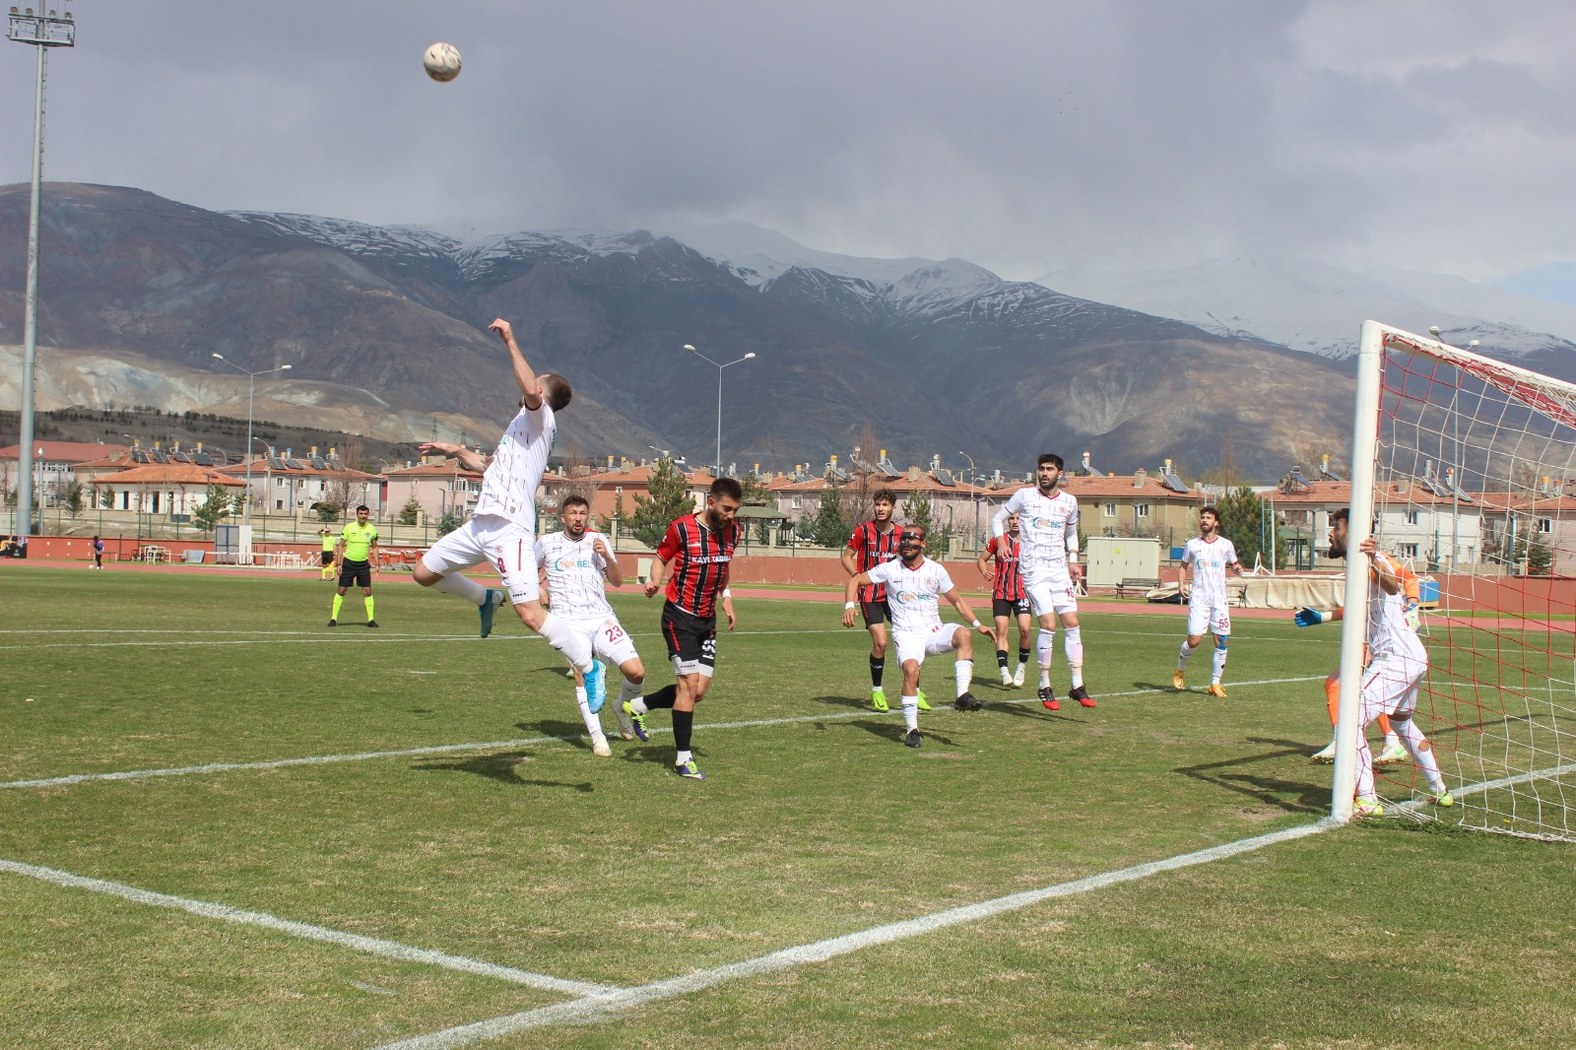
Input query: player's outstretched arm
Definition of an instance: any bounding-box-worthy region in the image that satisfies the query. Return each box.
[842,573,871,627]
[419,440,491,474]
[489,318,543,410]
[943,587,992,635]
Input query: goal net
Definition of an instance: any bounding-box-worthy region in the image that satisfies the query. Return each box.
[1336,320,1576,838]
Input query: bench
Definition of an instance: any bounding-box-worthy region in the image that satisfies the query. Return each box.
[1115,576,1160,599]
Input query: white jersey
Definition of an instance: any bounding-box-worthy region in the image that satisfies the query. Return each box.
[1182,535,1240,606]
[1367,551,1428,664]
[866,557,956,635]
[1001,486,1079,583]
[472,400,557,530]
[534,529,613,619]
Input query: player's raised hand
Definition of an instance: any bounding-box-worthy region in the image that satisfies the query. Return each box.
[488,318,513,340]
[1294,607,1328,627]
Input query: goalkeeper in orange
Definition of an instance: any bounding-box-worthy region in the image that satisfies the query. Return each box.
[1294,510,1453,816]
[1306,554,1420,766]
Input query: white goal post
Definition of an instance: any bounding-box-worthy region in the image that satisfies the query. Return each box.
[1334,320,1576,838]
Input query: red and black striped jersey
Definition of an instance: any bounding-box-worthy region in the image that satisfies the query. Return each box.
[656,512,742,618]
[846,520,901,602]
[985,534,1025,602]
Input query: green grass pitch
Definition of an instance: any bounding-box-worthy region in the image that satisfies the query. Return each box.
[2,566,1573,1048]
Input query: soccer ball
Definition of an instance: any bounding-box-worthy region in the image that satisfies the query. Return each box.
[422,42,462,83]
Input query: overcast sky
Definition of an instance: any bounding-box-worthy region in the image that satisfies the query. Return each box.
[3,0,1573,294]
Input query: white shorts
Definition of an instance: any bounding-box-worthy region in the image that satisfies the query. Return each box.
[1187,599,1231,638]
[419,514,540,603]
[565,613,640,668]
[893,622,962,665]
[1360,652,1426,723]
[1025,575,1079,618]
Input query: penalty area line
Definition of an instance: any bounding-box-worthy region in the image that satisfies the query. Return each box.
[373,819,1336,1049]
[0,857,616,998]
[0,675,1326,792]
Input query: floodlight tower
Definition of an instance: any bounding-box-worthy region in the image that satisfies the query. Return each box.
[6,2,76,547]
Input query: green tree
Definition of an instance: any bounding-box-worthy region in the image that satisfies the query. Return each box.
[315,500,343,524]
[1213,486,1288,571]
[811,481,848,548]
[1512,528,1553,575]
[398,494,423,525]
[902,487,945,557]
[625,458,695,548]
[63,480,85,519]
[192,484,233,533]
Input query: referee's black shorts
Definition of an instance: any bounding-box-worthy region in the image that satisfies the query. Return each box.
[338,558,372,588]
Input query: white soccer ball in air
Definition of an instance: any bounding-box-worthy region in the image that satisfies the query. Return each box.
[423,42,462,83]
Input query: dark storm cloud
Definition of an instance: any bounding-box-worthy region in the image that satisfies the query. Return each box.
[2,0,1572,282]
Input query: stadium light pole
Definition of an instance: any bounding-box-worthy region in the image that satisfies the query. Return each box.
[957,450,979,548]
[211,354,291,529]
[7,3,76,550]
[682,344,756,478]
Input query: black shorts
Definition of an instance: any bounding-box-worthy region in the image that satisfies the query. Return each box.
[320,550,335,567]
[338,559,372,589]
[993,597,1031,619]
[860,600,891,628]
[661,601,717,675]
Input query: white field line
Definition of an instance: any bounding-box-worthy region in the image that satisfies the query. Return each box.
[375,820,1337,1049]
[0,676,1326,792]
[0,857,615,998]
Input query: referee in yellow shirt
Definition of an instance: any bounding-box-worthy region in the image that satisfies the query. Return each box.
[319,527,336,581]
[329,504,380,627]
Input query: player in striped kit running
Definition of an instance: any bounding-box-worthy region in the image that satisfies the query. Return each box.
[628,477,744,780]
[411,318,608,706]
[536,496,647,758]
[977,513,1033,687]
[840,489,929,712]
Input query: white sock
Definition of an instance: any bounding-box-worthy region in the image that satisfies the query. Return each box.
[1064,626,1084,690]
[1394,718,1447,794]
[1037,631,1055,687]
[618,677,642,708]
[677,749,693,765]
[575,688,601,735]
[1177,639,1198,669]
[537,612,592,670]
[901,696,919,731]
[433,573,488,605]
[955,660,973,697]
[1210,644,1228,683]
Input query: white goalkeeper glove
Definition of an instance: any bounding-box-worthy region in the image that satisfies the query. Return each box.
[1405,600,1421,632]
[1294,608,1332,628]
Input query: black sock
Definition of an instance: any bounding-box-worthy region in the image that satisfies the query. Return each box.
[869,656,884,688]
[672,708,694,754]
[1018,647,1031,666]
[996,649,1010,670]
[645,684,678,710]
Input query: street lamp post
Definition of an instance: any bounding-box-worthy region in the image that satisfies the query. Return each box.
[7,3,76,550]
[957,450,979,550]
[682,344,757,478]
[212,354,291,559]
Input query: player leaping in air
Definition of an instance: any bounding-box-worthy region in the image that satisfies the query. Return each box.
[991,453,1094,711]
[412,318,608,707]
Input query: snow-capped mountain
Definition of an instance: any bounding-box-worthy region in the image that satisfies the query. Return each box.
[1038,256,1576,363]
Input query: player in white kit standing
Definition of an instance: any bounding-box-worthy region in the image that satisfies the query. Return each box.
[411,318,607,705]
[842,524,993,747]
[991,453,1094,711]
[536,495,647,757]
[1172,505,1244,697]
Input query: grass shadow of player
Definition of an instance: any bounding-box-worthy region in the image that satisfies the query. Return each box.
[411,750,593,792]
[1175,742,1331,813]
[806,692,881,712]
